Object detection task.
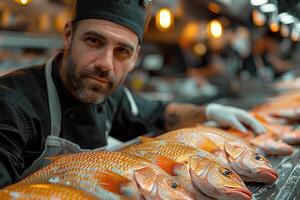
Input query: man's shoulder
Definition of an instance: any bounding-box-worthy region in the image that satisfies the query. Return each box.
[0,65,47,104]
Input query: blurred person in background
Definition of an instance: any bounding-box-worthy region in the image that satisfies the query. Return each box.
[237,29,295,80]
[0,0,265,188]
[253,31,295,79]
[178,32,226,79]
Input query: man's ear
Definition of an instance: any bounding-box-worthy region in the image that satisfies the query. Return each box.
[63,21,73,50]
[129,45,141,72]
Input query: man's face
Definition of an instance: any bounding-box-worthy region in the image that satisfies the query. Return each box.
[62,19,140,104]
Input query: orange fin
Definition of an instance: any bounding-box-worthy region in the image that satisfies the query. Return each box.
[196,136,220,153]
[134,167,156,193]
[139,136,159,143]
[146,153,183,176]
[94,170,131,194]
[224,142,246,160]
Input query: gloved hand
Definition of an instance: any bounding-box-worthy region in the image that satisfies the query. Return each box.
[270,108,300,120]
[205,103,266,134]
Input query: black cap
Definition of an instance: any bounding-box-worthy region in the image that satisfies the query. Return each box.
[72,0,148,42]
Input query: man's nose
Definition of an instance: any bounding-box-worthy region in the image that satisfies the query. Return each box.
[94,47,114,71]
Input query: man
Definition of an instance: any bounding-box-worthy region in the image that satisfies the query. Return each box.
[0,0,265,188]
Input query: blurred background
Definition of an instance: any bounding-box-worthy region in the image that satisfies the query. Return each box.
[0,0,299,107]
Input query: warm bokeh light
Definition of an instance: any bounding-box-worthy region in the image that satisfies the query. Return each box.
[208,3,220,14]
[252,9,266,26]
[270,23,279,32]
[193,42,207,56]
[207,20,223,39]
[155,8,174,31]
[180,22,201,46]
[291,29,300,42]
[55,10,72,32]
[14,0,32,5]
[280,25,289,37]
[38,14,50,32]
[1,8,11,26]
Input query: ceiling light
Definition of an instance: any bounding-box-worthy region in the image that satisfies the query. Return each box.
[194,43,207,56]
[280,24,290,37]
[278,12,288,18]
[155,8,174,31]
[250,0,268,6]
[207,20,223,39]
[279,13,294,24]
[270,23,279,32]
[14,0,32,5]
[296,23,300,31]
[291,28,300,42]
[269,12,279,32]
[217,0,232,5]
[260,3,277,13]
[208,3,221,14]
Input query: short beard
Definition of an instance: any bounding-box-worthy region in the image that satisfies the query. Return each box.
[66,49,117,104]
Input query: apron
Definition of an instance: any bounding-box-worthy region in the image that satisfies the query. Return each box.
[21,58,107,178]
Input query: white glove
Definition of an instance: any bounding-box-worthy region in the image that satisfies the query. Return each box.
[271,108,300,120]
[205,103,266,134]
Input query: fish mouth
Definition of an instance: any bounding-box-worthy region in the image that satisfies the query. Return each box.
[226,187,252,200]
[257,168,278,183]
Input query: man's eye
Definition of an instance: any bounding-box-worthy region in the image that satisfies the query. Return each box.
[117,47,130,55]
[115,47,131,59]
[85,38,102,47]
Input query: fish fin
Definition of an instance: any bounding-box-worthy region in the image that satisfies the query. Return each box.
[196,136,220,154]
[189,155,211,177]
[94,170,131,195]
[146,153,183,176]
[224,142,246,160]
[139,136,158,143]
[251,112,270,125]
[134,167,156,193]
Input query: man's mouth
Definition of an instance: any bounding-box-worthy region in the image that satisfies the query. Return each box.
[87,75,110,84]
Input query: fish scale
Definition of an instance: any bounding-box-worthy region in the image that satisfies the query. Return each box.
[163,127,238,149]
[123,140,252,200]
[156,126,278,184]
[19,151,193,200]
[128,141,197,162]
[21,151,155,182]
[19,167,140,200]
[0,183,99,200]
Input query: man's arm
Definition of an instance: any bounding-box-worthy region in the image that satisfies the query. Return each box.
[164,102,266,134]
[0,100,27,188]
[164,103,207,130]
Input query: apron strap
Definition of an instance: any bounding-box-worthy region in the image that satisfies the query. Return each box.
[45,58,62,137]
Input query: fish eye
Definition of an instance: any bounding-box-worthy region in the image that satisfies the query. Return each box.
[167,179,181,190]
[170,181,178,189]
[222,169,232,177]
[255,154,263,161]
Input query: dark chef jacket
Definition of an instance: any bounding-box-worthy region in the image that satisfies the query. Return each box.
[0,53,167,188]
